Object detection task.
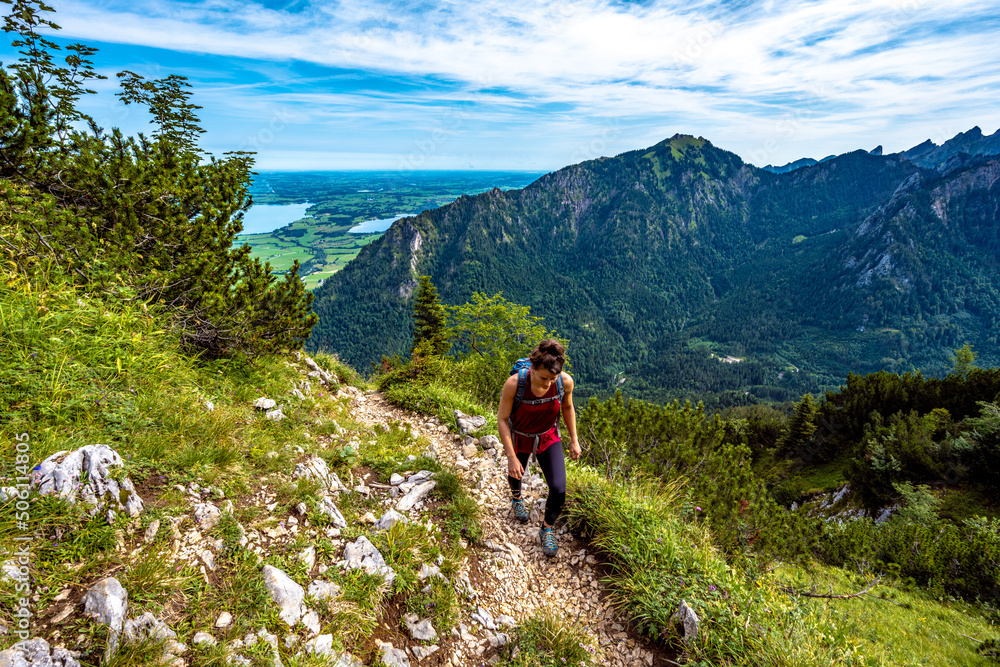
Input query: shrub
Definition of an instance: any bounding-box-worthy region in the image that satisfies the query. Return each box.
[816,515,1000,603]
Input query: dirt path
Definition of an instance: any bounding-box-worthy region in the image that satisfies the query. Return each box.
[349,391,665,667]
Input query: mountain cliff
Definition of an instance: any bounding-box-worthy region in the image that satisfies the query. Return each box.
[310,134,1000,403]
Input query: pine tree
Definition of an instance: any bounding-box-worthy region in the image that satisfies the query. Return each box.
[412,275,449,356]
[778,393,819,456]
[0,0,317,356]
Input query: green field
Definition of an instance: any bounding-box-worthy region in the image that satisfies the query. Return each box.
[236,171,543,289]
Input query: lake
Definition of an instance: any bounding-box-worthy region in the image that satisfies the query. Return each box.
[238,202,312,235]
[349,214,410,234]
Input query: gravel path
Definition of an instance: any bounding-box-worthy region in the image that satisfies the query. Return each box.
[350,391,661,667]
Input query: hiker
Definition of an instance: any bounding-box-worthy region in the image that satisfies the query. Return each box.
[498,338,581,557]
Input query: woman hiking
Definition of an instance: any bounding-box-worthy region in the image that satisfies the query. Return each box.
[497,339,581,557]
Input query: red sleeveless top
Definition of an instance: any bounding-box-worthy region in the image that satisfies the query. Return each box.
[510,370,561,454]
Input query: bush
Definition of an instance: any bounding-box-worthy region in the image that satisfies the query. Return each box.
[816,515,1000,603]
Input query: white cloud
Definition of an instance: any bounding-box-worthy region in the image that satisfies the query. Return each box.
[40,0,1000,167]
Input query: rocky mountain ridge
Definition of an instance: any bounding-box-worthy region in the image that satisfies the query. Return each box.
[311,133,1000,404]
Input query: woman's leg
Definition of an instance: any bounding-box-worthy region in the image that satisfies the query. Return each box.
[536,441,567,527]
[507,451,532,497]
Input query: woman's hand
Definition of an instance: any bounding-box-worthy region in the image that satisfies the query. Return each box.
[569,440,582,461]
[507,455,524,480]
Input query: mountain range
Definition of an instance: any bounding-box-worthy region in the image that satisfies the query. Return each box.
[308,130,1000,405]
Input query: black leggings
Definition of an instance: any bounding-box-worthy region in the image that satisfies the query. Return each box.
[508,441,566,527]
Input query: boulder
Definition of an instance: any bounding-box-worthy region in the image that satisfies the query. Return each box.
[32,445,143,517]
[265,408,285,421]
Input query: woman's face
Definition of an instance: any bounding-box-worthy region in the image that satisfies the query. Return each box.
[533,367,559,391]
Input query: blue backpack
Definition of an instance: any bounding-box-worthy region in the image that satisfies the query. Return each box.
[509,358,564,413]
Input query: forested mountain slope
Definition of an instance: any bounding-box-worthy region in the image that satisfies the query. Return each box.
[310,135,1000,404]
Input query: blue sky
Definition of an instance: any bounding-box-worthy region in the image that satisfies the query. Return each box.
[7,0,999,171]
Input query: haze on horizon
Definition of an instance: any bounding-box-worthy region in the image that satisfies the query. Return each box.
[11,0,1000,172]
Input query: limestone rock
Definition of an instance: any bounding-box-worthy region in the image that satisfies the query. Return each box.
[263,564,305,626]
[411,644,439,660]
[672,600,700,644]
[338,536,395,585]
[82,577,128,635]
[471,606,497,631]
[192,632,216,647]
[307,580,341,602]
[319,497,348,528]
[303,357,336,385]
[479,435,501,452]
[265,408,285,421]
[215,612,233,629]
[253,397,277,410]
[193,503,222,531]
[396,481,436,512]
[294,456,348,493]
[453,410,487,435]
[403,613,438,641]
[32,444,144,517]
[144,520,160,544]
[376,641,410,667]
[375,509,407,531]
[0,638,81,667]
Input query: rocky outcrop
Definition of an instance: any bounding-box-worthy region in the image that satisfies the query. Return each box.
[32,445,143,517]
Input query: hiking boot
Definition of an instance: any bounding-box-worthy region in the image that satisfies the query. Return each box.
[539,526,558,557]
[511,497,529,523]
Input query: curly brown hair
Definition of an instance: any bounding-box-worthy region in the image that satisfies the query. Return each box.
[529,338,565,374]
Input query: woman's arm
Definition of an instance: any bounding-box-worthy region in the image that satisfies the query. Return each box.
[561,373,581,460]
[497,374,524,479]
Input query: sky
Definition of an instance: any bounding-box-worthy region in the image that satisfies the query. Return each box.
[5,0,1000,171]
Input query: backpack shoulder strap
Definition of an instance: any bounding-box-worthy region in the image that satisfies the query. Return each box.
[513,368,529,412]
[556,373,564,402]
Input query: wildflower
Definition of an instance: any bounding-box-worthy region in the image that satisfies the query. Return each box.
[695,506,702,512]
[709,585,717,592]
[657,538,662,543]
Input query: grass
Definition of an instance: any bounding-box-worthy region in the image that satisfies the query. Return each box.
[384,379,496,430]
[564,465,877,666]
[795,460,848,495]
[770,563,1000,667]
[497,609,601,667]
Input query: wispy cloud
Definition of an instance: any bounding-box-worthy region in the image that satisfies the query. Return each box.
[28,0,1000,169]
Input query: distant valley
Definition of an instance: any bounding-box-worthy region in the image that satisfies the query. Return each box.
[238,171,543,289]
